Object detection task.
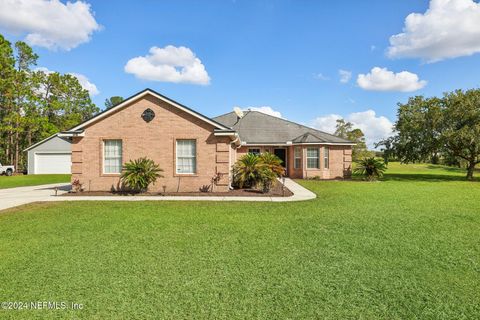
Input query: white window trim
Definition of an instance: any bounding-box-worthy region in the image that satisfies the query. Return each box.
[176,139,197,175]
[294,147,302,169]
[306,147,320,169]
[324,146,329,169]
[103,139,122,174]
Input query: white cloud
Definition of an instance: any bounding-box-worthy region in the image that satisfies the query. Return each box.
[338,69,352,83]
[0,0,100,50]
[313,73,329,80]
[387,0,480,62]
[69,73,99,96]
[35,67,99,96]
[243,106,282,118]
[310,114,341,134]
[124,45,210,85]
[310,110,394,148]
[357,67,427,92]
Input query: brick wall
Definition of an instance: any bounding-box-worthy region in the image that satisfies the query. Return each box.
[72,95,231,192]
[233,144,352,179]
[301,145,352,179]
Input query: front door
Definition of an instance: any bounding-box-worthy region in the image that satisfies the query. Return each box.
[274,148,287,175]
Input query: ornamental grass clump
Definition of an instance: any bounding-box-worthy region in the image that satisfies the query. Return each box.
[120,157,164,193]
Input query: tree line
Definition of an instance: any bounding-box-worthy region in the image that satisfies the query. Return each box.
[0,34,99,170]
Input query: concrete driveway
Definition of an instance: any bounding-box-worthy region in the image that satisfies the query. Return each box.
[0,183,71,211]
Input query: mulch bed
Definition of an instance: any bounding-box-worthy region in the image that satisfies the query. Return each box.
[63,181,293,197]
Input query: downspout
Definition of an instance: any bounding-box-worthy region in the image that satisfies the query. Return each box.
[228,133,241,189]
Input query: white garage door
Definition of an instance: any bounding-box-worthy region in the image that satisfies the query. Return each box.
[35,153,71,174]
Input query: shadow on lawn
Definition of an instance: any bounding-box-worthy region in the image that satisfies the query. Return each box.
[381,173,475,182]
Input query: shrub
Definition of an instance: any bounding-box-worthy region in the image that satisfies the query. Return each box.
[354,157,387,181]
[232,153,263,189]
[258,167,278,193]
[258,152,284,193]
[232,152,284,192]
[72,179,83,193]
[121,157,164,193]
[259,152,285,176]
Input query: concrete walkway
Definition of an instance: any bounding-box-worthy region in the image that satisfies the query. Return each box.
[0,178,316,211]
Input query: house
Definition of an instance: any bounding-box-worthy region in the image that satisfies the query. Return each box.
[55,88,353,192]
[213,111,354,179]
[24,134,72,174]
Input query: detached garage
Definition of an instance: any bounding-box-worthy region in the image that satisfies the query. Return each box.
[25,135,72,174]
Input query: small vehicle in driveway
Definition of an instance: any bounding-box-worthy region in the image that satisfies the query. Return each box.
[0,163,15,176]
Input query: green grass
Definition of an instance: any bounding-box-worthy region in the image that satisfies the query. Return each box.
[0,174,70,189]
[0,164,479,319]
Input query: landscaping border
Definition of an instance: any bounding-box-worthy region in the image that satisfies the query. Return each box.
[0,178,316,211]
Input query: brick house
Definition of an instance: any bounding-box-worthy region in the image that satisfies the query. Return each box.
[59,89,353,192]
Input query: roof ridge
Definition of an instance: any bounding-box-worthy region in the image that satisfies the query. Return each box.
[212,110,235,119]
[245,110,351,143]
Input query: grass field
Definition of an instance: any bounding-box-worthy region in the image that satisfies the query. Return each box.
[0,163,479,319]
[0,174,70,189]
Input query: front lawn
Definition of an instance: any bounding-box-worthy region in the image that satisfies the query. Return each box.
[0,164,479,319]
[0,174,70,189]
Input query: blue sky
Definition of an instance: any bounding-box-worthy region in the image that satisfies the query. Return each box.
[1,0,480,146]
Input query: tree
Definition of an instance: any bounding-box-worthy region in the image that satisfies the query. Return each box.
[392,89,480,180]
[105,96,124,109]
[348,128,370,160]
[0,34,99,169]
[0,35,16,167]
[334,119,369,160]
[334,119,353,139]
[10,41,39,169]
[442,89,480,180]
[395,96,443,164]
[375,136,398,164]
[36,72,98,132]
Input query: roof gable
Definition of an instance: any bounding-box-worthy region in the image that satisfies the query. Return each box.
[292,132,326,143]
[24,134,71,152]
[67,89,231,132]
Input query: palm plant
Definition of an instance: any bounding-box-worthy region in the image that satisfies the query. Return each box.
[354,157,387,181]
[258,152,284,192]
[259,152,285,176]
[121,157,164,193]
[232,153,263,188]
[232,152,285,192]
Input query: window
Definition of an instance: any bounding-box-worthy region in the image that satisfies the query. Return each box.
[306,148,320,169]
[176,140,196,174]
[103,140,122,174]
[324,147,329,169]
[248,148,260,155]
[294,147,302,169]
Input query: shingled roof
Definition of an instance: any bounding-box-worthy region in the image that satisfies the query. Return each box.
[213,111,353,144]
